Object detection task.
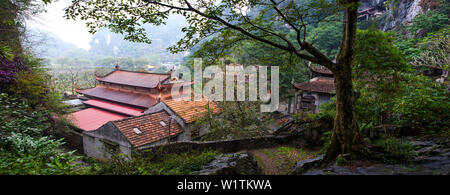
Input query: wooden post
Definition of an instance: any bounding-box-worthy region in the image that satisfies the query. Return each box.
[287,96,291,114]
[293,91,298,113]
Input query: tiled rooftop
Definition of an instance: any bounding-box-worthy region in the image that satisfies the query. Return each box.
[293,77,335,94]
[66,108,127,131]
[164,99,221,124]
[112,111,183,147]
[76,86,157,108]
[83,99,144,116]
[309,65,333,75]
[96,70,170,89]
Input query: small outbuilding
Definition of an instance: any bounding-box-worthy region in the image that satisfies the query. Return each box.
[82,110,183,160]
[291,65,335,113]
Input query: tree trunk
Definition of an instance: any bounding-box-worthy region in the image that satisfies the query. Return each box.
[0,0,23,54]
[325,68,361,160]
[324,0,362,161]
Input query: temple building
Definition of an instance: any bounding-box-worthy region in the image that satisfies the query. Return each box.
[291,65,335,113]
[68,68,191,131]
[65,67,220,159]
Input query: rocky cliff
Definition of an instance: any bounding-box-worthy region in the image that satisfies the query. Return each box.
[360,0,429,31]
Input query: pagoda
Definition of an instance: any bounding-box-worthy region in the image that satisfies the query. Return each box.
[291,65,335,113]
[69,66,191,131]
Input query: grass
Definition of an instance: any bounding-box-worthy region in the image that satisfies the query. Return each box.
[249,146,319,175]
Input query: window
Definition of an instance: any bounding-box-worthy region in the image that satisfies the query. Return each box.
[133,127,142,135]
[101,139,119,154]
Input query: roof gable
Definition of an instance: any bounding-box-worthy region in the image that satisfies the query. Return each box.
[96,70,170,89]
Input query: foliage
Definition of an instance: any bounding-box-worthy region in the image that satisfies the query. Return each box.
[198,101,273,141]
[353,27,411,125]
[373,137,416,164]
[318,26,449,133]
[396,11,449,61]
[0,93,82,175]
[410,27,450,70]
[186,33,310,99]
[392,74,450,131]
[91,150,218,175]
[0,93,52,137]
[0,44,14,60]
[0,57,26,86]
[319,130,333,154]
[62,0,339,56]
[0,133,81,175]
[407,11,448,37]
[4,55,66,113]
[307,13,343,58]
[354,27,410,77]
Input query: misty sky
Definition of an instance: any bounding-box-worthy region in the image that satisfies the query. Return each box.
[27,0,92,50]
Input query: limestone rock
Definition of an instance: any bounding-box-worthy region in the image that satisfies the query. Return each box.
[196,152,261,175]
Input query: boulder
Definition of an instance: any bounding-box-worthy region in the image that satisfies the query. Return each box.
[196,152,262,175]
[291,155,324,175]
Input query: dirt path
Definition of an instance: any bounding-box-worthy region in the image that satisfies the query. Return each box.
[248,146,320,175]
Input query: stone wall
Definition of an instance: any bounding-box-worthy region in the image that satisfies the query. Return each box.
[138,134,307,158]
[50,129,84,153]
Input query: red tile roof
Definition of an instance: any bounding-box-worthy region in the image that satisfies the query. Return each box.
[309,66,333,75]
[76,86,157,108]
[112,111,183,147]
[293,77,335,94]
[66,108,127,131]
[96,70,170,89]
[164,99,221,124]
[83,99,144,116]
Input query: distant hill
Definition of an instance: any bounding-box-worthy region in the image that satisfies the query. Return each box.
[27,14,188,69]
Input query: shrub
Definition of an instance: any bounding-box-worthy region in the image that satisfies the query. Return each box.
[198,101,272,141]
[392,74,450,131]
[407,11,448,37]
[0,133,82,175]
[92,150,219,175]
[0,93,52,137]
[410,27,450,71]
[0,57,26,87]
[319,130,332,154]
[374,137,416,164]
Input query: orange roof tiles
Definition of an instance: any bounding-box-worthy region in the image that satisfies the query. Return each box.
[112,111,183,147]
[83,99,144,116]
[76,86,157,108]
[66,108,127,131]
[96,70,170,89]
[164,99,221,124]
[309,66,333,75]
[293,77,335,94]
